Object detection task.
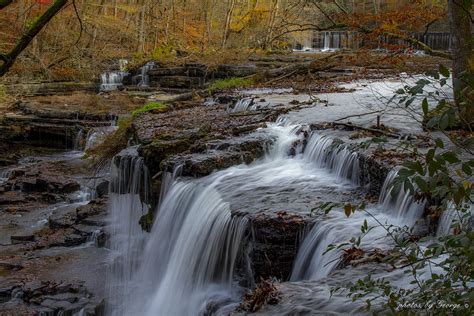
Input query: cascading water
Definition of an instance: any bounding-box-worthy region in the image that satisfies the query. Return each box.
[106,119,366,314]
[378,169,425,226]
[291,165,425,282]
[0,168,11,185]
[229,97,255,113]
[437,202,473,236]
[133,61,156,87]
[303,133,360,185]
[84,126,118,151]
[100,72,128,91]
[106,146,151,313]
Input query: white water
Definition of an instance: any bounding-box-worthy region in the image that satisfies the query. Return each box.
[291,168,425,281]
[229,97,255,113]
[0,168,12,185]
[106,118,374,314]
[437,202,473,236]
[106,147,150,313]
[100,71,128,91]
[135,61,156,87]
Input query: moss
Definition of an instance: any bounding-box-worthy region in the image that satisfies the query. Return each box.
[207,77,254,94]
[132,102,167,118]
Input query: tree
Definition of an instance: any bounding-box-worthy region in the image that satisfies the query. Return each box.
[448,0,473,130]
[0,0,69,77]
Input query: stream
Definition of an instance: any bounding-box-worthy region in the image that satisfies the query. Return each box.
[104,79,453,315]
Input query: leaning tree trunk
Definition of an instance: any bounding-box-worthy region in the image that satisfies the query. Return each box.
[448,0,473,130]
[0,0,69,77]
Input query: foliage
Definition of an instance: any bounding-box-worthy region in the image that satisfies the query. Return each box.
[320,66,474,314]
[207,77,254,94]
[131,102,167,118]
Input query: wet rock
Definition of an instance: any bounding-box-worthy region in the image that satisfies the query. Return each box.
[76,199,107,223]
[24,177,79,194]
[241,212,312,282]
[216,64,258,78]
[0,262,23,272]
[95,180,109,198]
[162,135,272,177]
[49,209,77,229]
[48,232,88,248]
[11,235,35,244]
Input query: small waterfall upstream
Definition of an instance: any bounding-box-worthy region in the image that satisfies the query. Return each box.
[133,61,156,87]
[100,72,128,91]
[229,97,255,113]
[0,168,12,185]
[100,59,129,91]
[295,31,456,52]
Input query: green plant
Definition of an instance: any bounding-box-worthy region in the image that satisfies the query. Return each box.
[132,102,167,118]
[319,66,474,314]
[207,77,254,94]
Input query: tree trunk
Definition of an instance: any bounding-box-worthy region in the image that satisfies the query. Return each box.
[448,0,473,130]
[221,0,235,48]
[0,0,69,77]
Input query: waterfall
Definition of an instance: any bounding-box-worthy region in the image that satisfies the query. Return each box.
[291,168,425,281]
[106,147,151,313]
[108,119,423,312]
[126,181,248,315]
[84,126,118,151]
[437,203,473,236]
[0,168,11,185]
[302,133,360,185]
[100,71,128,91]
[74,129,84,151]
[323,32,330,51]
[134,61,156,87]
[378,169,425,226]
[229,97,254,113]
[308,31,456,51]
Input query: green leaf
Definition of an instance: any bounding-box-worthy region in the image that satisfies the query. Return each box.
[422,98,429,115]
[462,163,472,176]
[426,149,435,163]
[414,177,429,193]
[441,152,460,164]
[404,161,424,175]
[435,138,444,149]
[439,64,450,78]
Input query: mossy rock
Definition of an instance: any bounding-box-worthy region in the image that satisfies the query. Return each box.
[138,137,192,175]
[139,206,154,232]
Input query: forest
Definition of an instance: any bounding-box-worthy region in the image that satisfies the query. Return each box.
[0,0,472,315]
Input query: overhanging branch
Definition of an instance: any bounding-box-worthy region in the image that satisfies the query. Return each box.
[0,0,69,76]
[0,0,13,10]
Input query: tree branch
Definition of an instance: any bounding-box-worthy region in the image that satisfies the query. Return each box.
[0,0,69,77]
[0,0,13,10]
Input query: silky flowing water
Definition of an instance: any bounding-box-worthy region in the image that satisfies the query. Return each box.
[105,83,460,315]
